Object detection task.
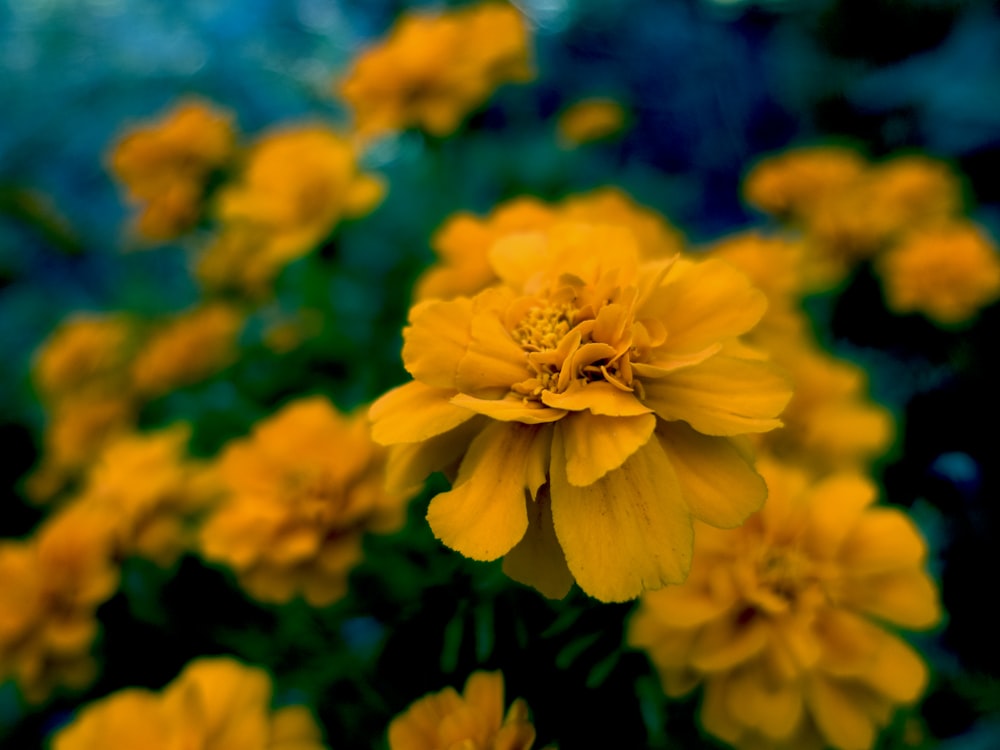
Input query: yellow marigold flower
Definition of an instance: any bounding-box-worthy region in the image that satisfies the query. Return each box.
[388,671,540,750]
[130,303,244,397]
[50,657,328,750]
[337,2,533,137]
[0,503,119,702]
[556,97,628,146]
[629,457,941,750]
[108,97,236,242]
[200,396,412,606]
[371,221,792,602]
[72,425,220,566]
[744,146,867,220]
[414,188,683,302]
[876,220,1000,326]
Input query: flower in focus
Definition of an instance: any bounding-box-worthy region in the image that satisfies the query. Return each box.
[388,671,539,750]
[200,396,413,605]
[629,457,941,750]
[0,504,119,702]
[556,97,628,146]
[876,220,1000,326]
[337,2,533,137]
[50,657,328,750]
[130,303,244,397]
[371,221,791,602]
[108,97,235,242]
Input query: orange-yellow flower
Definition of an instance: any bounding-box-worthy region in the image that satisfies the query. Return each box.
[629,457,941,750]
[876,220,1000,326]
[556,98,628,145]
[371,221,791,602]
[200,396,413,605]
[108,97,235,242]
[337,2,533,137]
[388,671,540,750]
[744,146,867,220]
[50,657,328,750]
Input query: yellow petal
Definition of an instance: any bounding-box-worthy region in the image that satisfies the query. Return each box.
[642,355,791,436]
[402,298,474,388]
[384,417,486,495]
[462,671,505,733]
[656,422,766,528]
[700,676,744,745]
[838,509,927,574]
[549,433,692,602]
[805,675,876,750]
[725,667,804,740]
[370,381,476,445]
[845,569,941,629]
[559,412,656,486]
[489,231,550,290]
[502,488,574,599]
[690,609,769,672]
[427,422,547,561]
[802,473,877,560]
[858,633,928,703]
[540,380,651,416]
[814,608,883,677]
[456,312,532,397]
[450,393,567,423]
[344,173,386,217]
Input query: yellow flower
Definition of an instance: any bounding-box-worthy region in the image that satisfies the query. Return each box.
[71,425,220,566]
[414,188,682,302]
[743,146,867,220]
[200,396,412,606]
[0,503,119,702]
[876,220,1000,326]
[629,457,941,750]
[50,657,328,750]
[371,221,791,602]
[108,97,235,242]
[556,98,628,145]
[130,303,244,397]
[388,671,539,750]
[337,2,533,137]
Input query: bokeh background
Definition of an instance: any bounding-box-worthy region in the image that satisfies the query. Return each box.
[3,0,1000,747]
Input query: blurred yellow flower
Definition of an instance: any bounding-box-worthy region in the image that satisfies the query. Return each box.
[629,457,941,750]
[50,657,328,750]
[337,2,533,137]
[200,396,413,605]
[388,671,539,750]
[130,303,244,397]
[876,221,1000,326]
[108,97,236,242]
[0,503,119,702]
[556,98,628,145]
[371,221,791,602]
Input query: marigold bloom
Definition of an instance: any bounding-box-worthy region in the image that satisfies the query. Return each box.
[33,313,137,401]
[200,396,412,605]
[744,146,867,220]
[337,2,533,137]
[388,671,539,750]
[629,457,941,750]
[371,221,791,602]
[130,303,244,397]
[0,504,119,702]
[50,657,328,750]
[108,97,235,242]
[876,221,1000,326]
[556,98,628,145]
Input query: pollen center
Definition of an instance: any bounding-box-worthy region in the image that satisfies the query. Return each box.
[512,302,575,352]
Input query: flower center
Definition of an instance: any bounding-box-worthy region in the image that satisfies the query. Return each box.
[512,302,574,352]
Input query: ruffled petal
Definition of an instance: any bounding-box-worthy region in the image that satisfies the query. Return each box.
[838,509,927,574]
[502,488,574,599]
[559,412,656,486]
[402,298,474,388]
[540,380,651,416]
[805,675,876,750]
[456,312,532,397]
[858,633,928,703]
[370,381,476,445]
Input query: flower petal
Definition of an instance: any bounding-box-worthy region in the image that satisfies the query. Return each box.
[550,432,692,602]
[690,609,769,672]
[844,569,941,629]
[540,380,651,416]
[502,487,574,599]
[838,509,927,574]
[456,312,532,397]
[383,416,486,495]
[402,298,474,388]
[559,412,656,486]
[858,633,928,703]
[450,393,567,424]
[370,381,476,445]
[802,473,877,560]
[805,675,876,750]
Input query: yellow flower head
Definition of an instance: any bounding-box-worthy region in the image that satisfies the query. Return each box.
[50,657,328,750]
[337,2,533,137]
[388,671,539,750]
[743,146,867,220]
[414,188,683,302]
[556,97,628,146]
[371,221,791,602]
[629,457,941,750]
[0,503,119,702]
[130,303,244,397]
[200,396,413,606]
[108,97,236,242]
[876,220,1000,326]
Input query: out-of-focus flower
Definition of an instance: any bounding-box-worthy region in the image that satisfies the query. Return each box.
[50,657,328,750]
[371,221,791,602]
[337,2,533,137]
[388,671,539,750]
[414,188,682,301]
[876,221,1000,326]
[130,303,244,397]
[0,504,119,702]
[261,310,324,354]
[629,457,941,750]
[108,98,236,242]
[71,425,220,567]
[556,98,628,146]
[200,396,412,606]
